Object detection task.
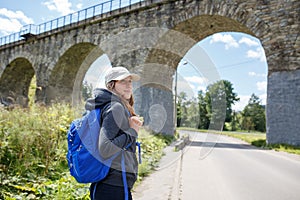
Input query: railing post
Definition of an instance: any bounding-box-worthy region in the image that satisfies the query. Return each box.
[110,0,113,11]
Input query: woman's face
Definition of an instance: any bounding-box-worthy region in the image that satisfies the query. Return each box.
[114,76,133,100]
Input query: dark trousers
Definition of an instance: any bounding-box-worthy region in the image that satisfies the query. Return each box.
[90,182,132,200]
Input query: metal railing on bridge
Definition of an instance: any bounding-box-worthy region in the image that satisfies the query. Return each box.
[0,0,143,46]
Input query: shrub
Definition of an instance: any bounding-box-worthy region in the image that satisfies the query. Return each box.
[0,103,80,199]
[0,104,174,199]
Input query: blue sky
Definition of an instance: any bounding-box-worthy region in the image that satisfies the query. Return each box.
[0,0,268,111]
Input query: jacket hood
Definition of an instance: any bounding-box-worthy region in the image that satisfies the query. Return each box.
[85,88,121,110]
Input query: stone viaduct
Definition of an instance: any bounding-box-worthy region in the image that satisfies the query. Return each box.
[0,0,299,145]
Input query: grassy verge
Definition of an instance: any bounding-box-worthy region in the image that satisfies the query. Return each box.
[0,104,174,199]
[177,127,300,156]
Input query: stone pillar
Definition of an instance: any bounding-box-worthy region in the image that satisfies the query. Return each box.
[134,84,174,135]
[266,69,300,146]
[135,63,175,135]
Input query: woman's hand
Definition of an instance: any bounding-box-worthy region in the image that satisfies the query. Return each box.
[129,116,143,133]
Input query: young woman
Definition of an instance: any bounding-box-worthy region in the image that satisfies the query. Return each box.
[85,66,143,200]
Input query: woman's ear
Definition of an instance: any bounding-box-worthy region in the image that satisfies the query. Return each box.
[107,81,115,90]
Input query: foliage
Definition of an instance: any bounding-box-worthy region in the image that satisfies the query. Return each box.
[0,104,174,199]
[205,80,239,129]
[176,80,266,133]
[177,80,240,131]
[0,103,80,199]
[82,81,94,101]
[228,110,239,131]
[197,90,209,129]
[265,143,300,155]
[241,94,266,132]
[28,75,37,107]
[177,93,199,128]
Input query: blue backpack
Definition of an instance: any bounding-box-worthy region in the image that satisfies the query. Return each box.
[66,107,118,183]
[67,106,140,200]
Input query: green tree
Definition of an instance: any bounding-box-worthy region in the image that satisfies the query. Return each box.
[185,98,200,128]
[197,90,209,129]
[241,94,266,132]
[230,110,238,131]
[82,81,93,100]
[176,92,187,127]
[241,116,255,132]
[205,80,239,130]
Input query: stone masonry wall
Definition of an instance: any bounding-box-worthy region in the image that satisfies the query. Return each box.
[267,69,300,145]
[0,0,299,141]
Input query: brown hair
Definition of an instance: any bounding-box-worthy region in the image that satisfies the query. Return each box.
[106,81,136,116]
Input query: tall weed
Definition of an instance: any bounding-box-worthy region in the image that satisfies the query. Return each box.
[0,104,174,199]
[0,103,79,199]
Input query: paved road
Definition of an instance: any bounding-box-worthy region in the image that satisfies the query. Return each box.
[180,131,300,200]
[133,130,300,200]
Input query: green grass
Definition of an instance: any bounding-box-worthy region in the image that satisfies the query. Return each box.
[0,104,175,199]
[177,127,300,155]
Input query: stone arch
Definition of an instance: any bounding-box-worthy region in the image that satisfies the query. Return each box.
[46,42,105,104]
[0,57,35,107]
[172,15,255,44]
[142,14,265,133]
[146,15,259,69]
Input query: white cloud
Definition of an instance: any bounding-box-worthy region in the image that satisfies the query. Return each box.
[239,37,260,47]
[197,85,206,92]
[232,95,250,111]
[175,76,208,99]
[43,0,73,15]
[0,8,33,24]
[232,92,267,111]
[259,93,267,105]
[248,72,267,77]
[247,47,266,62]
[210,33,239,49]
[76,3,83,9]
[256,81,267,92]
[177,79,196,99]
[248,72,256,76]
[184,76,208,85]
[0,8,34,36]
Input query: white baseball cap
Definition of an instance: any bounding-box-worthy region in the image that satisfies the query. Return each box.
[105,66,140,84]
